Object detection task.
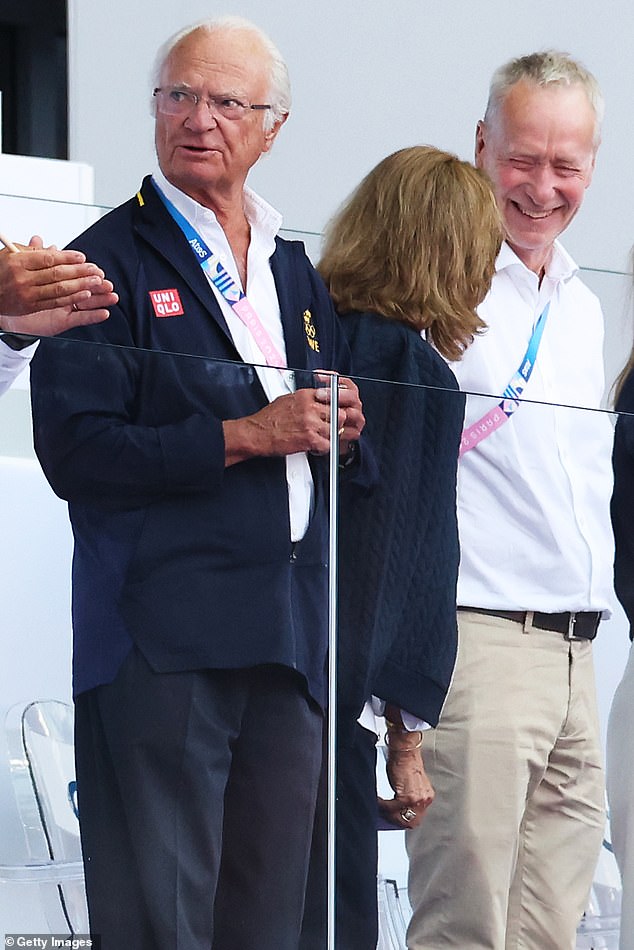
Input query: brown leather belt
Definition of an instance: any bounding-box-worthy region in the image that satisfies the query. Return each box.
[460,607,601,641]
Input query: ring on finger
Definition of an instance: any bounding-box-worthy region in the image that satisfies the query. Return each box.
[401,808,417,822]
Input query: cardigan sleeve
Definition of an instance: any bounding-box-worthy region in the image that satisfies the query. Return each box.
[612,373,634,635]
[337,312,463,725]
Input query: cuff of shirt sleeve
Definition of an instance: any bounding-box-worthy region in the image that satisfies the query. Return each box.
[364,696,430,733]
[1,333,38,352]
[400,709,431,732]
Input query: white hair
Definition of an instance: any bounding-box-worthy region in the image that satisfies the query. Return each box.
[484,50,604,148]
[149,15,291,131]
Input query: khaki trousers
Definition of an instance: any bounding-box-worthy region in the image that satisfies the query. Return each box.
[406,610,605,950]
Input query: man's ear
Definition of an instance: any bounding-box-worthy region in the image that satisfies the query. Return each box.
[262,112,289,153]
[475,120,486,168]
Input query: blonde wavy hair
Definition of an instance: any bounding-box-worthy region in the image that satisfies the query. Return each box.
[319,146,503,361]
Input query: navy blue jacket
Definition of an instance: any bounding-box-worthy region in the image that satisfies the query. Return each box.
[612,373,634,640]
[336,311,463,735]
[30,177,368,706]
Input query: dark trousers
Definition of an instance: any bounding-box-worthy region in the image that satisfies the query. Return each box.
[300,717,379,950]
[75,648,323,950]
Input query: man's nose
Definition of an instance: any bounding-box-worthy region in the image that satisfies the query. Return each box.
[525,165,557,204]
[184,99,219,131]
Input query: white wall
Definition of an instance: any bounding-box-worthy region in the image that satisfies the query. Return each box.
[69,0,634,278]
[67,0,634,395]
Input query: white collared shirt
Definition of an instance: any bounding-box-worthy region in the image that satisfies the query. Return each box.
[0,338,38,397]
[453,241,615,613]
[153,169,314,542]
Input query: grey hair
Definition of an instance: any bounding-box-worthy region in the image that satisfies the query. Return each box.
[484,50,604,148]
[150,15,291,131]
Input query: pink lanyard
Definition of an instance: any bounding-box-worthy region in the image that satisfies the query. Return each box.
[460,301,550,456]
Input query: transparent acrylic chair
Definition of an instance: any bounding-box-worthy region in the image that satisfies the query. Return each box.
[377,875,411,950]
[0,699,88,934]
[576,822,622,950]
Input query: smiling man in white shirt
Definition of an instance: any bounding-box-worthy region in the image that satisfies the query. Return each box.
[406,51,614,950]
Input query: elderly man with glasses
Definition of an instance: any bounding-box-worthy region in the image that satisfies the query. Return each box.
[29,16,366,950]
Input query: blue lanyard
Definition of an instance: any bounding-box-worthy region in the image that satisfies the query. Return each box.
[500,301,550,413]
[153,182,242,304]
[152,181,287,368]
[460,301,551,456]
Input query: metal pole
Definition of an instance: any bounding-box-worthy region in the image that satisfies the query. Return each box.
[326,373,340,950]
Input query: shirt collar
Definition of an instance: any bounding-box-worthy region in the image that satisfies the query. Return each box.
[496,239,579,283]
[151,168,283,252]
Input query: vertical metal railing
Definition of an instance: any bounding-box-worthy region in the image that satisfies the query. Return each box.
[326,373,340,950]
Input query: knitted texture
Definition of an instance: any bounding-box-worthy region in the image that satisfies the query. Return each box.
[337,311,464,731]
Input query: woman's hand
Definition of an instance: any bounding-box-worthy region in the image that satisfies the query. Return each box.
[378,712,435,828]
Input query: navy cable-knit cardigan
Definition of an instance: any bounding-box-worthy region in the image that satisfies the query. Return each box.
[612,372,634,640]
[337,310,464,739]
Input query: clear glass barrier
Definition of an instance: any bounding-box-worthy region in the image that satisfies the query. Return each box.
[0,191,108,252]
[332,374,625,950]
[1,337,628,946]
[0,186,630,399]
[0,339,343,941]
[0,189,631,946]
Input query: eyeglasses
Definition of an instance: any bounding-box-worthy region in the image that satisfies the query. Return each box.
[153,87,272,121]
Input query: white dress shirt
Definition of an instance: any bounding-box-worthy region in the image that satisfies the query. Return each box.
[0,338,37,397]
[453,241,615,613]
[153,169,314,542]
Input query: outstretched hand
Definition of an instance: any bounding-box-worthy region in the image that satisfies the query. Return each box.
[0,235,118,335]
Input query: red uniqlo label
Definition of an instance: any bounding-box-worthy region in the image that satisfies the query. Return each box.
[149,288,184,317]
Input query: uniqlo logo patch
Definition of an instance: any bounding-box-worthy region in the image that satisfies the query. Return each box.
[149,288,184,317]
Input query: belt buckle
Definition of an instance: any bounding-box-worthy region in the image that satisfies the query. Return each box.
[565,612,583,641]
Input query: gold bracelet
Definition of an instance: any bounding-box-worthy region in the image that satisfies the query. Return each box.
[384,730,423,751]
